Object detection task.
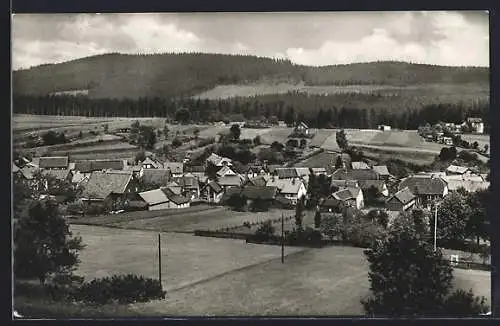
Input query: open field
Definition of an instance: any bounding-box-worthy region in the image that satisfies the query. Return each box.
[259,127,294,145]
[229,210,317,236]
[71,224,306,293]
[309,129,333,148]
[461,134,490,154]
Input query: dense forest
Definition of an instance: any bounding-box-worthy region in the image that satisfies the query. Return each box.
[13,53,489,100]
[13,93,489,131]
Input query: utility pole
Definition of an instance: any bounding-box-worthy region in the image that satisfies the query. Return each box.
[158,233,162,288]
[281,213,284,264]
[434,203,438,251]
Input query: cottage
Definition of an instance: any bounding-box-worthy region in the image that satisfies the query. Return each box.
[332,187,364,210]
[266,177,307,205]
[331,168,380,181]
[398,176,448,208]
[319,197,344,213]
[141,168,172,186]
[206,153,232,167]
[138,188,190,210]
[351,161,370,170]
[172,175,201,200]
[81,171,136,209]
[200,181,224,203]
[294,122,309,135]
[276,168,299,179]
[357,180,390,197]
[217,175,244,190]
[163,162,184,177]
[240,185,278,211]
[38,156,69,170]
[216,165,238,178]
[467,118,484,134]
[386,187,416,211]
[378,125,391,131]
[446,165,471,176]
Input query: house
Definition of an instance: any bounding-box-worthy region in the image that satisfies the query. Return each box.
[244,175,269,187]
[331,168,380,181]
[319,197,344,213]
[216,165,238,178]
[442,175,490,192]
[331,179,359,190]
[294,122,309,135]
[200,181,224,203]
[81,171,136,209]
[19,164,39,180]
[74,160,127,173]
[357,180,390,197]
[295,167,311,179]
[240,185,278,210]
[38,156,69,170]
[386,187,416,211]
[41,169,72,183]
[163,162,184,177]
[71,170,90,186]
[378,125,391,131]
[266,177,307,205]
[206,153,232,167]
[351,161,370,170]
[398,176,448,208]
[141,157,163,169]
[138,188,190,210]
[217,175,244,190]
[446,165,471,176]
[141,169,172,186]
[332,187,364,210]
[172,175,201,200]
[372,165,392,180]
[246,166,267,179]
[278,121,287,127]
[311,167,327,176]
[265,165,282,176]
[467,118,484,134]
[276,168,299,179]
[442,137,453,146]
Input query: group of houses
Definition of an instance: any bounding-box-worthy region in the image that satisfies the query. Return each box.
[420,118,485,143]
[12,148,490,216]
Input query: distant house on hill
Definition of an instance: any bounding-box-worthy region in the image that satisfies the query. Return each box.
[386,187,416,211]
[81,171,136,209]
[378,125,391,131]
[442,175,490,193]
[206,153,232,167]
[39,156,69,170]
[332,187,364,210]
[466,118,484,134]
[294,122,309,135]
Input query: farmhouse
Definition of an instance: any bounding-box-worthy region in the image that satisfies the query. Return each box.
[141,168,172,186]
[294,122,309,135]
[442,175,490,192]
[217,175,244,190]
[351,161,370,170]
[240,185,279,211]
[276,168,299,179]
[163,162,184,177]
[206,153,232,167]
[332,187,364,210]
[81,171,136,209]
[398,176,448,208]
[216,165,238,178]
[319,197,344,213]
[446,164,471,176]
[386,187,416,212]
[39,156,69,170]
[331,168,380,181]
[200,181,224,203]
[357,180,389,197]
[172,175,201,200]
[266,177,306,205]
[467,118,484,134]
[138,187,190,210]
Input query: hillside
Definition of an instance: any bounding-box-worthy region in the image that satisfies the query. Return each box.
[12,53,489,100]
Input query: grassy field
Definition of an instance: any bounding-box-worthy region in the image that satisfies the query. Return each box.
[259,127,294,145]
[461,134,490,154]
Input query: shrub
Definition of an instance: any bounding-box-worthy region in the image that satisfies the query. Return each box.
[441,289,489,316]
[254,220,275,241]
[75,274,165,305]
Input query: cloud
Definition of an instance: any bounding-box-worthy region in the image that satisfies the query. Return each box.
[11,11,489,70]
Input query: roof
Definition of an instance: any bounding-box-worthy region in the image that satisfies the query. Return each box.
[311,167,327,174]
[186,165,206,173]
[295,167,311,177]
[205,181,223,193]
[351,161,370,170]
[446,165,470,174]
[331,168,380,181]
[141,157,161,168]
[71,171,88,184]
[162,188,190,205]
[240,186,278,200]
[266,177,304,194]
[357,180,387,192]
[331,179,359,189]
[246,176,268,187]
[41,169,70,181]
[218,175,243,187]
[321,197,343,208]
[333,187,361,201]
[275,195,293,206]
[164,162,184,174]
[12,164,20,173]
[206,153,232,166]
[216,165,237,177]
[276,168,299,179]
[442,178,490,192]
[82,171,133,199]
[467,117,483,123]
[221,186,243,202]
[142,169,171,185]
[75,160,125,172]
[398,176,448,196]
[372,165,390,176]
[389,187,416,205]
[39,156,69,169]
[139,188,169,206]
[266,165,282,174]
[247,166,265,173]
[172,175,199,188]
[296,122,309,129]
[20,165,38,180]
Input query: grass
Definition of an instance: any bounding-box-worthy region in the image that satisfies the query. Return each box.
[259,127,294,145]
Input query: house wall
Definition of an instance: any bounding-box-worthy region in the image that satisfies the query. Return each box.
[380,185,389,197]
[149,202,172,211]
[403,200,416,211]
[356,190,364,209]
[297,183,307,199]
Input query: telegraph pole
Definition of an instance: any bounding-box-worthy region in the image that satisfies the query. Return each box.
[434,203,438,251]
[281,213,284,264]
[158,233,162,288]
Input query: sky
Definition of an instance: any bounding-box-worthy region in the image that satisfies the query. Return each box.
[11,11,489,70]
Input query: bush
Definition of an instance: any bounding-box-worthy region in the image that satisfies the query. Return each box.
[75,274,165,305]
[441,289,489,316]
[85,204,106,216]
[254,220,275,241]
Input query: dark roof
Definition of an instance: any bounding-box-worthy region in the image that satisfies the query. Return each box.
[162,188,190,205]
[333,187,361,201]
[186,165,206,173]
[218,175,243,187]
[357,180,386,192]
[389,187,416,205]
[164,162,184,174]
[321,197,343,208]
[247,176,268,187]
[241,186,278,200]
[275,195,293,206]
[331,168,380,181]
[398,176,447,196]
[266,165,281,174]
[41,169,71,181]
[221,186,243,202]
[75,160,125,172]
[82,171,133,199]
[142,169,171,185]
[39,156,69,169]
[331,180,359,188]
[172,175,199,188]
[206,181,223,193]
[247,166,264,173]
[276,168,299,179]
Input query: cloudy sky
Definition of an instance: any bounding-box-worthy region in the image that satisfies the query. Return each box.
[12,11,489,70]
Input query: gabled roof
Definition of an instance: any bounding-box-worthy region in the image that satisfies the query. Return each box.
[12,163,20,173]
[389,187,416,205]
[216,165,237,177]
[398,176,447,196]
[204,181,223,193]
[218,175,243,187]
[295,167,311,177]
[331,179,359,189]
[186,165,206,173]
[266,177,304,194]
[172,175,199,188]
[41,169,71,181]
[164,162,184,174]
[141,157,161,168]
[333,187,361,201]
[75,160,126,172]
[206,153,232,166]
[321,197,343,208]
[71,171,88,184]
[139,188,169,206]
[246,175,268,187]
[331,168,380,181]
[372,165,390,176]
[247,166,265,173]
[276,168,299,179]
[296,122,309,129]
[142,168,171,185]
[446,165,470,174]
[241,186,278,200]
[266,165,282,174]
[82,171,133,199]
[20,165,38,180]
[357,180,387,192]
[311,167,327,174]
[162,188,190,205]
[39,156,69,169]
[351,161,370,170]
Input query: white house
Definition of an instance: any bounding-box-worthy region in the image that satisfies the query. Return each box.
[206,153,233,167]
[467,118,484,134]
[332,187,364,210]
[266,177,307,205]
[378,125,391,131]
[200,181,224,203]
[138,188,190,210]
[216,165,238,178]
[446,165,471,176]
[294,122,309,135]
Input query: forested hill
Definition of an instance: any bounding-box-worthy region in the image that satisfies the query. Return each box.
[13,53,489,100]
